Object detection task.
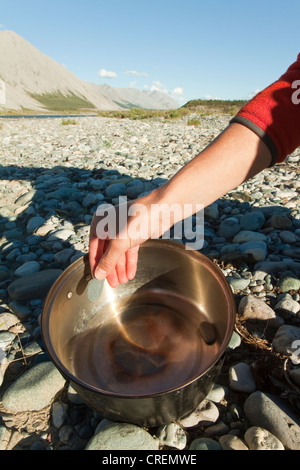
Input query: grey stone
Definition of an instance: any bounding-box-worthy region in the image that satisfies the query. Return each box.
[204,202,219,220]
[206,384,226,403]
[15,189,45,206]
[233,230,266,244]
[105,183,127,199]
[52,402,68,429]
[82,193,104,208]
[240,211,265,231]
[272,325,300,363]
[126,180,145,199]
[189,437,221,450]
[274,298,300,317]
[8,301,31,319]
[157,423,186,450]
[279,230,298,244]
[54,248,74,264]
[244,391,300,450]
[226,277,250,292]
[15,261,40,277]
[26,217,46,234]
[47,229,75,241]
[218,217,240,239]
[4,228,23,240]
[219,435,249,450]
[0,331,16,351]
[85,423,159,450]
[266,213,292,229]
[240,241,267,261]
[238,295,282,327]
[229,362,256,393]
[8,269,63,301]
[277,271,300,292]
[45,188,77,201]
[244,426,284,450]
[1,362,66,413]
[227,331,242,351]
[179,400,219,428]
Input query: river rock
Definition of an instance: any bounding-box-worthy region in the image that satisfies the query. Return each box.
[218,217,240,239]
[26,216,46,234]
[240,211,265,231]
[238,295,282,327]
[156,423,186,450]
[277,271,300,292]
[189,437,221,450]
[218,435,249,450]
[14,261,40,277]
[226,277,251,292]
[178,400,219,428]
[1,362,66,413]
[244,391,300,450]
[8,269,63,301]
[272,325,300,363]
[85,422,159,450]
[233,230,266,244]
[244,426,285,450]
[229,362,256,393]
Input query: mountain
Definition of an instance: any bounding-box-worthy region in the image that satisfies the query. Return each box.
[94,84,178,110]
[0,31,119,111]
[144,90,180,110]
[0,31,178,112]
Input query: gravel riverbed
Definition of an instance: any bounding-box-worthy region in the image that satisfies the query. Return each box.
[0,114,299,451]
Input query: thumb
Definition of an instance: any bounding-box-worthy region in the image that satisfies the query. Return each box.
[94,239,127,280]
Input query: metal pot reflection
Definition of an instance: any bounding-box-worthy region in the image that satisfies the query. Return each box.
[41,240,235,427]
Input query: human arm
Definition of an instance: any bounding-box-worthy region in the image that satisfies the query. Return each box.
[89,53,300,287]
[89,122,271,287]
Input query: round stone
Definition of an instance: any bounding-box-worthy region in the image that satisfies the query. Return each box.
[15,261,40,277]
[244,426,285,450]
[85,423,159,450]
[189,437,221,450]
[1,362,66,413]
[229,362,256,393]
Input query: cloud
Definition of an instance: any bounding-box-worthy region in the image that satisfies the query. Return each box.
[172,87,184,96]
[150,81,168,94]
[124,70,149,77]
[98,69,117,79]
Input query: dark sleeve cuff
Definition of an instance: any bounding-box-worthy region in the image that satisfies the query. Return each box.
[230,115,279,167]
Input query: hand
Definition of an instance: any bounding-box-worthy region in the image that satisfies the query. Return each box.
[89,191,164,287]
[89,202,141,288]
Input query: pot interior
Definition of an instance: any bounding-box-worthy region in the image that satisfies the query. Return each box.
[42,240,235,397]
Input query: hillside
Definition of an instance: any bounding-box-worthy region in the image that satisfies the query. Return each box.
[0,31,178,113]
[93,84,178,110]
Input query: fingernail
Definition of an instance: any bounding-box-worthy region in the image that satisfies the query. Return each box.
[94,268,107,280]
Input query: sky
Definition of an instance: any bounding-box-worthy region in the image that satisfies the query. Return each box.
[1,0,300,104]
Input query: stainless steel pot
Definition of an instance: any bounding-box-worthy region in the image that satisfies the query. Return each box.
[41,240,235,427]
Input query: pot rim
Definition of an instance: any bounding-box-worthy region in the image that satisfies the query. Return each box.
[41,239,236,399]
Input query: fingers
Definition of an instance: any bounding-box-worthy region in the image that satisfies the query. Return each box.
[93,240,140,288]
[126,246,139,281]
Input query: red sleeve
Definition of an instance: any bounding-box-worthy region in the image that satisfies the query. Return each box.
[231,54,300,166]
